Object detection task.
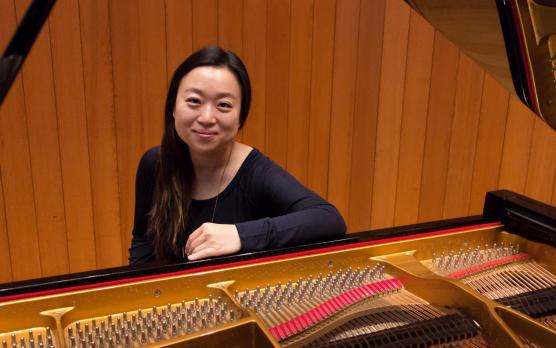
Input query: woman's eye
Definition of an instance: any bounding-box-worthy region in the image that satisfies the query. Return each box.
[218,102,232,110]
[186,97,201,105]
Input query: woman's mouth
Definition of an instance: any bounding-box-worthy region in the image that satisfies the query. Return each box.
[193,130,217,139]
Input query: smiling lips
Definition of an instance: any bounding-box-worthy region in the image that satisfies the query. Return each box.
[193,129,217,139]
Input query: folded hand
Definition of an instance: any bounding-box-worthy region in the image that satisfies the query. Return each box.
[184,223,241,261]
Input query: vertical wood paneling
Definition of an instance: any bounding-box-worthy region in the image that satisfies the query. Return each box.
[111,0,166,260]
[370,0,410,229]
[553,174,556,205]
[49,0,94,272]
[524,119,556,203]
[347,0,386,231]
[468,74,509,214]
[265,0,291,167]
[0,0,42,281]
[307,0,335,197]
[110,0,145,263]
[498,97,535,192]
[443,54,485,219]
[192,0,218,49]
[0,75,41,280]
[327,0,360,217]
[79,0,123,267]
[241,0,267,152]
[138,1,167,149]
[2,0,556,282]
[394,10,434,226]
[218,0,244,142]
[165,0,193,82]
[286,0,313,183]
[0,171,13,283]
[218,0,243,54]
[15,0,69,276]
[418,34,459,222]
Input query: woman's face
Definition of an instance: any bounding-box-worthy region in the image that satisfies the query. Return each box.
[174,66,242,155]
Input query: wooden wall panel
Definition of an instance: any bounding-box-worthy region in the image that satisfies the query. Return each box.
[498,97,535,192]
[468,74,509,214]
[241,0,267,152]
[110,1,146,264]
[265,0,290,167]
[524,119,556,203]
[1,0,556,282]
[0,0,42,282]
[192,0,218,49]
[138,1,167,149]
[165,0,193,82]
[49,0,94,271]
[327,0,360,217]
[0,175,12,282]
[394,10,434,226]
[418,34,459,222]
[347,0,385,231]
[79,0,123,268]
[370,0,410,229]
[553,173,556,205]
[219,0,244,142]
[306,0,335,197]
[443,54,484,219]
[553,175,556,205]
[286,0,313,183]
[218,0,243,54]
[14,0,69,277]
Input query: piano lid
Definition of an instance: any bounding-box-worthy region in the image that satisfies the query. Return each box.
[405,0,556,131]
[0,0,56,107]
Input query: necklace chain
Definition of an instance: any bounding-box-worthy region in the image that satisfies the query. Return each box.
[211,144,233,223]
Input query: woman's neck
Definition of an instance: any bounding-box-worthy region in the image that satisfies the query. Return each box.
[190,142,235,175]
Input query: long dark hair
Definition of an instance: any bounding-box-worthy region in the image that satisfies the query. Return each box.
[149,46,251,261]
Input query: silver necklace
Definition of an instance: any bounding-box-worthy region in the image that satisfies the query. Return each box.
[211,143,234,222]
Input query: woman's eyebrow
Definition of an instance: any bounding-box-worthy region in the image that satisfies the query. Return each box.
[183,88,237,99]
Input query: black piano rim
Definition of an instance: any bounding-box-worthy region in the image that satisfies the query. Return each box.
[0,215,490,301]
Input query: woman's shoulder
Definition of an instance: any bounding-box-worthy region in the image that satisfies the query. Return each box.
[141,146,160,164]
[235,145,273,174]
[236,146,291,188]
[137,146,160,174]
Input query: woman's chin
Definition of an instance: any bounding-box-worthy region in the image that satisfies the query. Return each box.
[187,141,231,156]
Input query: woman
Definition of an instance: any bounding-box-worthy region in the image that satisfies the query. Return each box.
[129,46,346,265]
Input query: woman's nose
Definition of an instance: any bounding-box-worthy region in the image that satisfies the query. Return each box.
[197,105,216,124]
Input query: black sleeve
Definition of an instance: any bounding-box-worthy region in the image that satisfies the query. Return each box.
[235,157,346,252]
[128,147,159,265]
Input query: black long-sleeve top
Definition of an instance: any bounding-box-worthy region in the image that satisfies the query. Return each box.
[128,147,346,265]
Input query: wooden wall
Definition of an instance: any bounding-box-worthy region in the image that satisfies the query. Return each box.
[1,0,556,283]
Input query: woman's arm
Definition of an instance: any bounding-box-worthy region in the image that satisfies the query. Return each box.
[236,159,346,252]
[128,148,159,265]
[185,151,346,260]
[184,154,346,260]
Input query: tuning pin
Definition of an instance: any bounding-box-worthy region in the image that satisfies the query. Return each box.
[45,336,52,348]
[140,330,147,344]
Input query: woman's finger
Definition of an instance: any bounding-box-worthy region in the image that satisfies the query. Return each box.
[186,232,208,256]
[188,246,218,261]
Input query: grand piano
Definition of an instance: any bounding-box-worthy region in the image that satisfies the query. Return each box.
[1,1,556,347]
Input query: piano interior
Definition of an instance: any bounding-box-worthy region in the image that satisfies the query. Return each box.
[1,190,556,347]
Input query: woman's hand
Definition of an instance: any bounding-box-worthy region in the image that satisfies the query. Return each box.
[184,223,241,261]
